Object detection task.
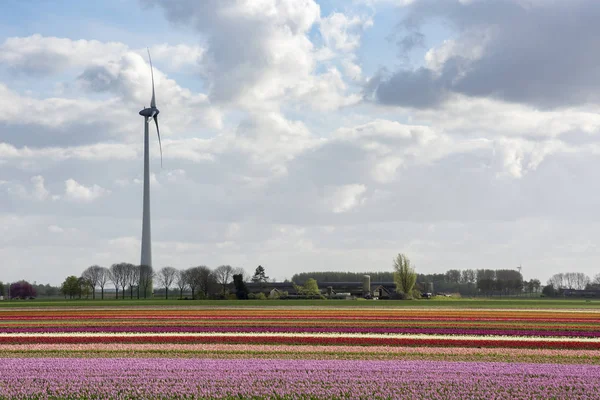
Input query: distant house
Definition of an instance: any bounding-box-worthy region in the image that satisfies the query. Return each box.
[371,284,393,299]
[321,282,363,297]
[246,282,298,296]
[562,289,600,298]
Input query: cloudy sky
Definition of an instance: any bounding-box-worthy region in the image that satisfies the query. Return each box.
[2,0,599,285]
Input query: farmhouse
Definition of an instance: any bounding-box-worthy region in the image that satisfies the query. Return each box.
[562,289,600,298]
[244,280,398,299]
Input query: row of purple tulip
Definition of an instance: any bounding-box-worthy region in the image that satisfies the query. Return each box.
[1,358,599,399]
[5,325,600,337]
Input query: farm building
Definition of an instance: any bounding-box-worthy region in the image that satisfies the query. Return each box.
[244,280,398,299]
[562,289,600,298]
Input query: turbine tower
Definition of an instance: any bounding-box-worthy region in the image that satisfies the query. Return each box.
[138,49,162,298]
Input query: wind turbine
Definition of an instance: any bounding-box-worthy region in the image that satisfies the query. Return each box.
[138,49,162,297]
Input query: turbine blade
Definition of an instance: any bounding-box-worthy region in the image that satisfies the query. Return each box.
[154,115,163,168]
[147,48,156,108]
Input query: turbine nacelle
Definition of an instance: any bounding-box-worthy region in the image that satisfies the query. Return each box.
[139,107,159,118]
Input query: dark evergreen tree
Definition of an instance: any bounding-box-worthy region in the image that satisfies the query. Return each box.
[251,265,269,283]
[233,274,248,299]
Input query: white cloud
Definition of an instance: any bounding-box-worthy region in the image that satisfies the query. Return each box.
[30,176,50,201]
[326,184,367,213]
[424,29,491,74]
[0,35,204,75]
[0,142,138,163]
[165,169,187,183]
[147,43,205,72]
[1,175,55,202]
[319,12,372,83]
[0,37,223,148]
[77,51,222,131]
[412,95,600,139]
[0,83,130,130]
[143,0,361,111]
[234,112,317,164]
[320,13,371,53]
[0,34,128,75]
[48,225,64,233]
[64,179,110,202]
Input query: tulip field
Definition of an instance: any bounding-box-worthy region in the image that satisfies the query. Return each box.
[1,304,600,399]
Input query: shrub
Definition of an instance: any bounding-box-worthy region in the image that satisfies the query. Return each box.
[270,291,289,300]
[255,292,267,300]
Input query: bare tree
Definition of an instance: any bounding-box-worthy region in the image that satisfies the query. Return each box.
[186,268,199,299]
[81,265,103,300]
[119,263,135,299]
[97,267,110,299]
[197,266,214,298]
[175,269,188,299]
[563,272,576,289]
[126,265,140,299]
[547,273,565,291]
[139,265,154,299]
[183,266,216,299]
[157,267,177,299]
[549,272,590,290]
[460,269,476,284]
[572,272,590,290]
[213,265,234,295]
[110,263,129,300]
[109,268,118,300]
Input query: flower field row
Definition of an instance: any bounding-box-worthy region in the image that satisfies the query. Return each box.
[1,358,599,399]
[3,332,600,349]
[2,305,600,399]
[1,343,599,364]
[3,307,600,335]
[3,306,600,352]
[0,306,598,322]
[6,324,600,337]
[7,318,600,328]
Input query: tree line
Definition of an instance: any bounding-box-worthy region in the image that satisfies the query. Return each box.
[543,272,600,296]
[2,256,598,300]
[291,267,600,298]
[56,263,270,300]
[292,267,539,297]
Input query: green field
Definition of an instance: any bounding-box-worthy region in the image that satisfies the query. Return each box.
[1,298,599,309]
